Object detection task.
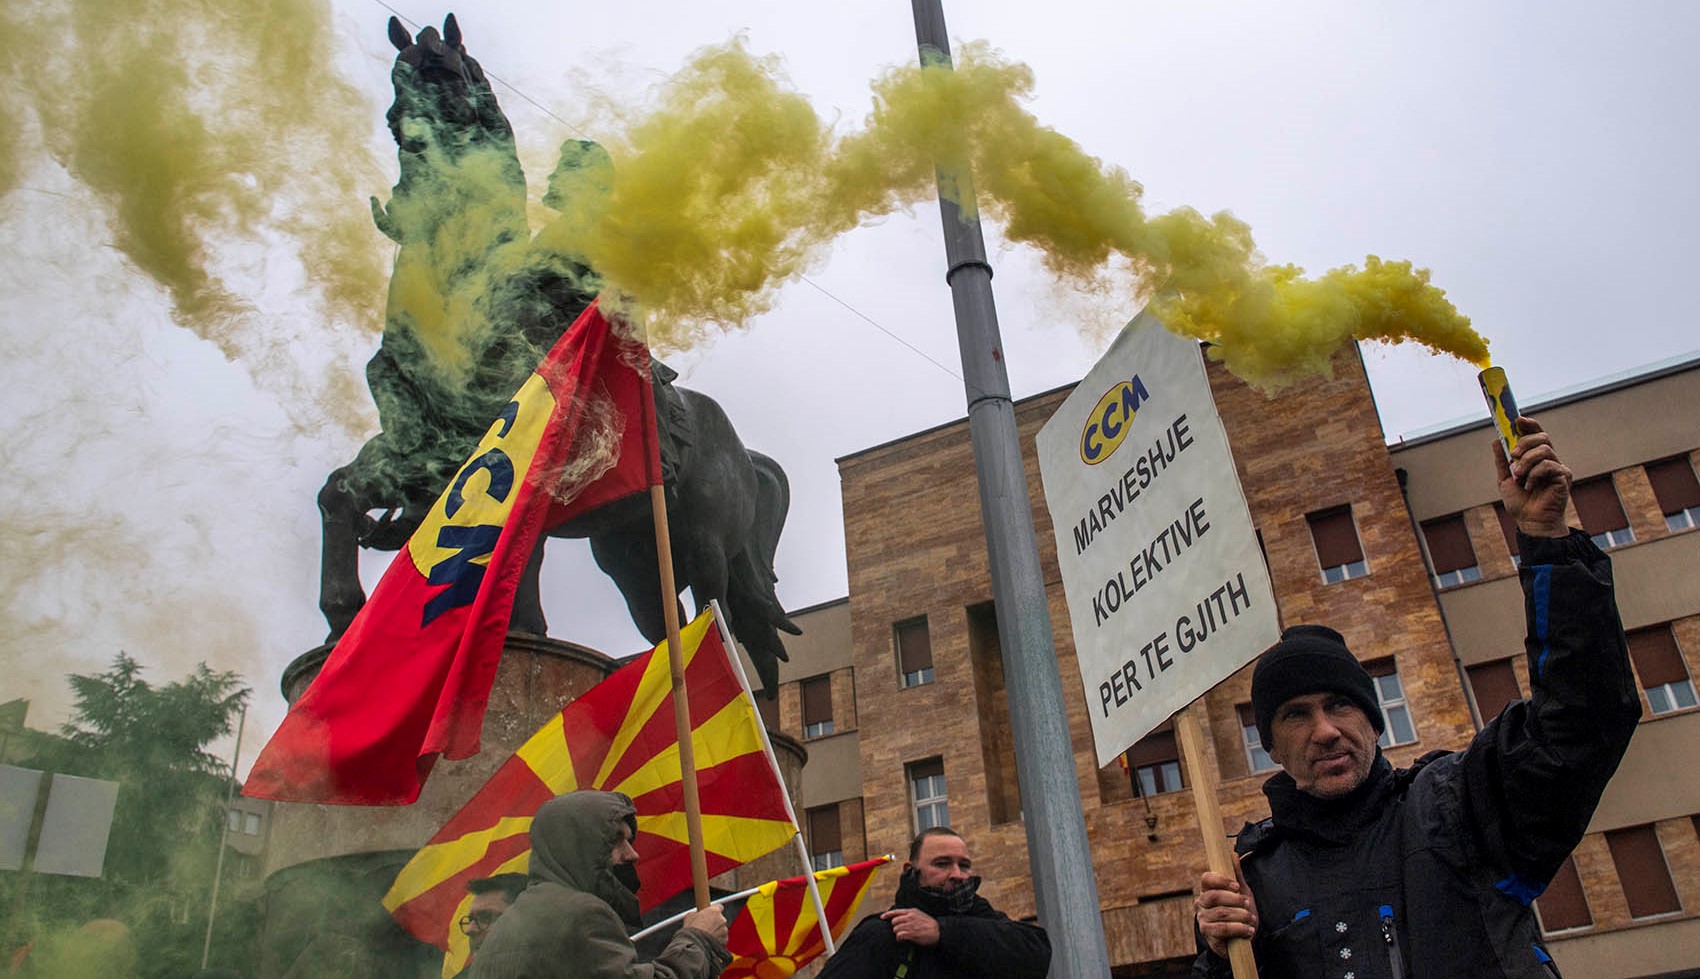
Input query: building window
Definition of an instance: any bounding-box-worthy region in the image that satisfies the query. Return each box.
[243,812,261,836]
[1606,824,1683,918]
[1536,856,1592,932]
[801,675,835,738]
[1466,658,1523,724]
[1571,476,1635,549]
[1626,625,1699,715]
[227,809,241,833]
[807,804,844,871]
[1237,704,1277,774]
[1494,503,1521,568]
[896,617,934,688]
[1307,506,1368,583]
[1646,456,1700,532]
[1125,723,1184,797]
[908,758,948,831]
[1366,658,1417,747]
[1421,514,1481,588]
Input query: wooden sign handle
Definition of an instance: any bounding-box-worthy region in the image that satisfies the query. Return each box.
[1175,708,1259,979]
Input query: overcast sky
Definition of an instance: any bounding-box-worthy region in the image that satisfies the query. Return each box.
[3,1,1696,770]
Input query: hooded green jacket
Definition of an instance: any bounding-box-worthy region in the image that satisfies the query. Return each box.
[471,791,732,979]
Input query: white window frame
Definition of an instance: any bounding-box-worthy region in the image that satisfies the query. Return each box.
[810,850,845,872]
[910,769,948,832]
[1372,666,1417,747]
[1241,718,1277,774]
[804,719,835,738]
[1434,565,1482,589]
[896,619,935,689]
[1646,679,1699,715]
[1666,505,1700,532]
[1590,527,1635,550]
[1321,559,1369,584]
[1135,760,1183,797]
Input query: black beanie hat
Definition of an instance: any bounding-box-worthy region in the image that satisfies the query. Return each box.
[1250,625,1383,751]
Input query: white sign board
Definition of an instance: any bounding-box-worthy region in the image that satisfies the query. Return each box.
[33,773,119,878]
[0,765,43,871]
[1037,315,1280,767]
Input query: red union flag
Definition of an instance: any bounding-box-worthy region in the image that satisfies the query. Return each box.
[723,857,894,979]
[244,299,660,806]
[383,609,798,975]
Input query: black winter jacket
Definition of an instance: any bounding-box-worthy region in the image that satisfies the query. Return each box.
[816,871,1050,979]
[1194,530,1640,979]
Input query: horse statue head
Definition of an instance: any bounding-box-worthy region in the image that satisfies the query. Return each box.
[372,14,523,243]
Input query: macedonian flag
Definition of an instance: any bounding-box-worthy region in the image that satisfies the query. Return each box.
[244,300,659,806]
[723,856,894,979]
[384,608,798,975]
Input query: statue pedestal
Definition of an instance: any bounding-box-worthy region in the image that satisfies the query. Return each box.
[257,634,616,979]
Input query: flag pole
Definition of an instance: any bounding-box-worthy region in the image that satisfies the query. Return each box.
[633,307,711,911]
[201,703,246,970]
[1175,705,1259,979]
[652,477,712,912]
[711,601,837,956]
[907,4,1111,976]
[631,884,767,941]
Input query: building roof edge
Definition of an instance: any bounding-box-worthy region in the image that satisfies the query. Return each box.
[1387,349,1700,451]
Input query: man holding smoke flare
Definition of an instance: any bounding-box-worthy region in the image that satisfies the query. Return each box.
[1193,417,1640,979]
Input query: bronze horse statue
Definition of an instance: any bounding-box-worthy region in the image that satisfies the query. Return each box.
[318,15,797,696]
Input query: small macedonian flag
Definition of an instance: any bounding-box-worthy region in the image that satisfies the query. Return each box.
[383,608,798,976]
[723,856,894,979]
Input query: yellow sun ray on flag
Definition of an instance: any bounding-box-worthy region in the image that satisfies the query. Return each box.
[384,607,799,978]
[722,857,894,979]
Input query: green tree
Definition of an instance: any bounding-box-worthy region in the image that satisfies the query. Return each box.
[9,654,250,978]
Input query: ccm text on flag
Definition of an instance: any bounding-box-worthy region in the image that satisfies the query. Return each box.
[245,299,660,805]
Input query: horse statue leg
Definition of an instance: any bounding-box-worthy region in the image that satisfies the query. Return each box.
[721,451,800,699]
[509,538,549,636]
[588,523,675,646]
[318,465,371,642]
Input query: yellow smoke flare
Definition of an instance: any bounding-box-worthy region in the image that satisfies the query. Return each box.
[542,40,1488,387]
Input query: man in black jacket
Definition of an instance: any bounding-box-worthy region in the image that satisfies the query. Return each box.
[1194,417,1641,978]
[818,827,1050,979]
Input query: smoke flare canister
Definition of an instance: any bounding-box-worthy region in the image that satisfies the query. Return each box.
[1479,366,1520,457]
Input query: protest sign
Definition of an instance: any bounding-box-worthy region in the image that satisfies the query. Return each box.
[1037,314,1279,767]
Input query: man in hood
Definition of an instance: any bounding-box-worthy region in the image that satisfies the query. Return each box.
[1193,419,1641,978]
[471,790,730,979]
[817,827,1050,979]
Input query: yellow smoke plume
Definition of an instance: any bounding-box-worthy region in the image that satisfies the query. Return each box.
[542,40,1487,387]
[2,0,386,408]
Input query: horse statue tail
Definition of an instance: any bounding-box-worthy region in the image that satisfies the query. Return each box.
[725,450,800,699]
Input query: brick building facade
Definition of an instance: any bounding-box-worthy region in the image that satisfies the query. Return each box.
[760,347,1700,977]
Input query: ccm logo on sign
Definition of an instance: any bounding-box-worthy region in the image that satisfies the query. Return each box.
[1079,375,1151,465]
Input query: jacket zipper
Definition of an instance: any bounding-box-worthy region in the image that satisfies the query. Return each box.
[1379,905,1405,979]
